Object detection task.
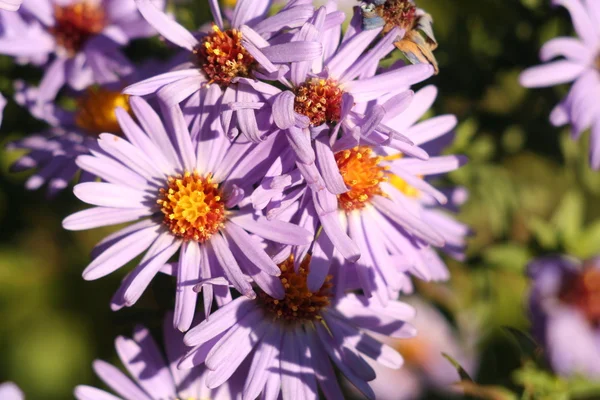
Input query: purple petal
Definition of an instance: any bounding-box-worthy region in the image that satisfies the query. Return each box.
[520,60,585,87]
[82,224,160,280]
[229,213,313,245]
[174,241,202,332]
[73,182,150,209]
[91,360,151,400]
[63,207,151,231]
[210,233,255,298]
[135,0,199,50]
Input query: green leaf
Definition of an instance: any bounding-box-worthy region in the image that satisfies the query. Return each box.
[551,189,584,246]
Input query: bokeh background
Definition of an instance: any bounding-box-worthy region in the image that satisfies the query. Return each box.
[2,0,600,398]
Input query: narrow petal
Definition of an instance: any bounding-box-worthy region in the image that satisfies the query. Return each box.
[91,360,151,400]
[73,182,150,209]
[519,60,585,88]
[135,0,199,51]
[229,213,313,245]
[63,207,151,231]
[174,241,202,332]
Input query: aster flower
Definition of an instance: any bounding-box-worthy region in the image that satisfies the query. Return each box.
[7,75,140,196]
[255,84,468,301]
[181,254,417,400]
[75,312,241,400]
[62,97,312,331]
[0,0,21,11]
[347,297,479,400]
[254,5,433,189]
[0,0,164,101]
[124,0,323,137]
[0,383,24,400]
[519,0,600,168]
[527,255,600,379]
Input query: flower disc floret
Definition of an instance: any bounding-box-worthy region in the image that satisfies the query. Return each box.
[294,78,343,126]
[258,256,332,323]
[559,265,600,326]
[336,146,387,211]
[50,2,106,55]
[74,87,130,135]
[158,171,226,242]
[194,25,255,87]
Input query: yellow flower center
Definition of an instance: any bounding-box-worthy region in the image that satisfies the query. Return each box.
[194,25,256,87]
[74,87,130,136]
[294,78,344,126]
[258,256,333,323]
[157,171,226,242]
[335,147,420,211]
[50,2,106,56]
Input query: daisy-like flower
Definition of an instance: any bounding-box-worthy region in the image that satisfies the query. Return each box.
[520,0,600,168]
[62,96,312,331]
[181,254,417,400]
[0,0,164,101]
[527,255,600,379]
[125,0,323,138]
[0,0,21,11]
[257,5,433,189]
[75,312,241,400]
[255,84,468,302]
[0,383,24,400]
[7,79,136,196]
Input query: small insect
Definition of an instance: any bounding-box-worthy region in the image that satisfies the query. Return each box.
[361,0,439,74]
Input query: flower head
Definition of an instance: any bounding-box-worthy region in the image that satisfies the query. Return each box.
[75,312,240,400]
[528,255,600,378]
[125,0,321,141]
[7,80,134,196]
[255,84,468,303]
[0,0,163,100]
[520,0,600,168]
[62,97,312,331]
[181,254,417,400]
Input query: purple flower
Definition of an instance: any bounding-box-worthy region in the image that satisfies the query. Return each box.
[347,297,479,400]
[7,79,135,196]
[124,0,321,138]
[181,255,417,400]
[0,0,164,101]
[260,5,434,189]
[527,255,600,378]
[520,0,600,168]
[75,312,241,400]
[0,0,21,11]
[62,97,312,331]
[0,382,24,400]
[254,84,468,303]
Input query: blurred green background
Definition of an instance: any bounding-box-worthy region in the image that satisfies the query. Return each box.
[2,0,600,398]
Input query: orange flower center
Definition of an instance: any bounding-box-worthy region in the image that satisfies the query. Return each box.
[559,265,600,326]
[258,256,333,323]
[375,0,417,33]
[194,25,256,87]
[157,172,226,242]
[50,2,106,56]
[74,87,130,136]
[335,147,387,211]
[335,147,420,211]
[294,78,344,126]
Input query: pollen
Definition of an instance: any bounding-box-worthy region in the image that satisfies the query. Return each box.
[50,2,106,56]
[335,146,388,211]
[74,86,130,136]
[157,171,226,242]
[194,24,256,87]
[376,0,418,33]
[258,256,333,323]
[559,264,600,326]
[294,78,344,126]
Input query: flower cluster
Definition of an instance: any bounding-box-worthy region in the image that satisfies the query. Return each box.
[2,0,469,397]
